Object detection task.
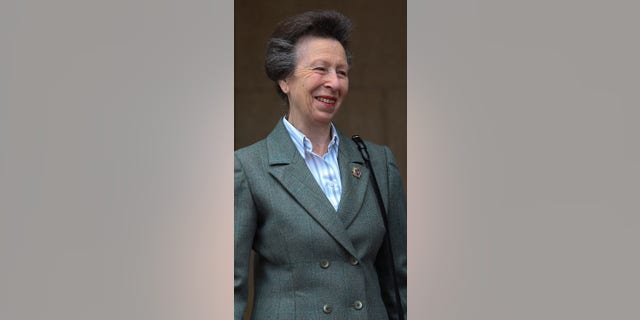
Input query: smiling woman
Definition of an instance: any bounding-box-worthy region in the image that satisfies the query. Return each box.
[278,36,350,154]
[234,10,407,320]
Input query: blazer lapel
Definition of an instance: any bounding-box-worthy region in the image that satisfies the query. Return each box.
[336,130,370,227]
[266,122,358,257]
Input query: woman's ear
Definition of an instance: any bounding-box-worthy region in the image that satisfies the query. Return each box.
[278,79,289,94]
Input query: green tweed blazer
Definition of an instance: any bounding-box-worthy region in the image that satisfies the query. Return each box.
[235,120,407,320]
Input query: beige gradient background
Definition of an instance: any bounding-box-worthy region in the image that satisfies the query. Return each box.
[2,1,640,320]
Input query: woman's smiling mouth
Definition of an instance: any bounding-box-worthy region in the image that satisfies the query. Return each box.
[315,96,337,105]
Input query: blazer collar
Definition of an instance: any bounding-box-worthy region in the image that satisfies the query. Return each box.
[265,121,368,258]
[335,131,371,228]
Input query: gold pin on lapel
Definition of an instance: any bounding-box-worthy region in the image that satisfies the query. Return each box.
[351,167,362,179]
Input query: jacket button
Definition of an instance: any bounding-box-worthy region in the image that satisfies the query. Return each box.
[350,257,359,265]
[320,259,330,269]
[323,304,333,314]
[353,300,363,310]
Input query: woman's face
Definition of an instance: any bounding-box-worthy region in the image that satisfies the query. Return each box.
[279,36,349,129]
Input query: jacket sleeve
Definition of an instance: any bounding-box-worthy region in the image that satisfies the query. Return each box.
[234,154,257,320]
[374,146,407,320]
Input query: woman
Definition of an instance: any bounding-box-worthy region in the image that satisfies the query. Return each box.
[235,10,406,320]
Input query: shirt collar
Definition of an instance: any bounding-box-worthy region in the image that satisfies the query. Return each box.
[282,117,340,158]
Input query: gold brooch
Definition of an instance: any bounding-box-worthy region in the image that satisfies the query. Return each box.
[351,167,362,179]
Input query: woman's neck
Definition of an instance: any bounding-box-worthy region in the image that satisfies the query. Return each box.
[286,115,332,156]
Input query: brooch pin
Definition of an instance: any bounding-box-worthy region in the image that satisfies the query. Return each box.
[351,167,362,179]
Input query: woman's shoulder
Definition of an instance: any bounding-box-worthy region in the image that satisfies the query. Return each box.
[234,138,268,162]
[351,136,396,162]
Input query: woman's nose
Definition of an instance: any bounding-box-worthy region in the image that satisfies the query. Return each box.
[323,70,340,88]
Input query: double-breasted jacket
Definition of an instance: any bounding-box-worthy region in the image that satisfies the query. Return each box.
[234,121,407,320]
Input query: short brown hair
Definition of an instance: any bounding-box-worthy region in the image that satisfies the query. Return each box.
[264,10,353,104]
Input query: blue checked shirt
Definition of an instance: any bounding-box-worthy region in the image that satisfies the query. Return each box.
[282,117,342,211]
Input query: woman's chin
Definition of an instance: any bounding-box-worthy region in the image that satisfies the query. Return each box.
[314,107,340,122]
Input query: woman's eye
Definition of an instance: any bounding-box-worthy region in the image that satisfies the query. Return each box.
[337,70,348,77]
[313,67,327,72]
